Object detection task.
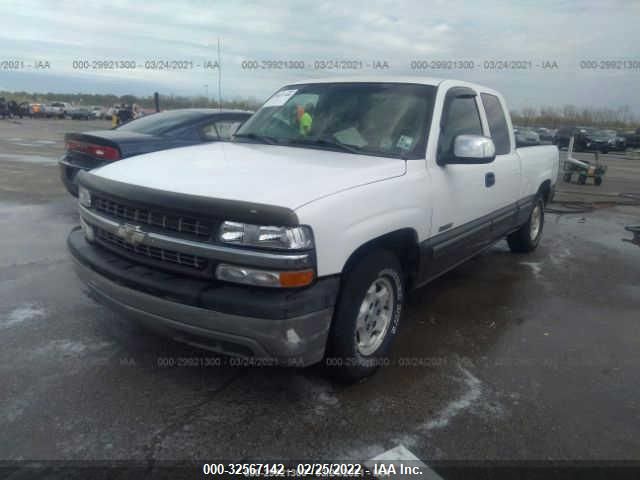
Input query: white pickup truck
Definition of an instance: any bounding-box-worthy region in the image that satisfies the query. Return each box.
[68,77,558,380]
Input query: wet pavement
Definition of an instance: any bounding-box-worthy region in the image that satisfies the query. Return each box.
[1,119,640,464]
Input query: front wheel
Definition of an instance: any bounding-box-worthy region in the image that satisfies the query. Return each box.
[325,250,404,382]
[507,196,544,253]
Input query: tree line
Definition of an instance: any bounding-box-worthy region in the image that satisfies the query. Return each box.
[0,91,262,112]
[511,105,638,130]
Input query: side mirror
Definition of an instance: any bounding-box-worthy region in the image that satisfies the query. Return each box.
[448,134,496,164]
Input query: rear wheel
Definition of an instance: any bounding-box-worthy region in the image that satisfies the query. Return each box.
[325,250,404,382]
[507,196,544,253]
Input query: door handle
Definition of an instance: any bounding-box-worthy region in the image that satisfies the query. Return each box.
[485,172,495,187]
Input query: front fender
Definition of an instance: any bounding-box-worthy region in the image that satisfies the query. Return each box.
[295,175,429,277]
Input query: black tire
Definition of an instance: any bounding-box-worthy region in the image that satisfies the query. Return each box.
[325,250,404,382]
[578,174,587,185]
[507,196,544,253]
[563,173,572,183]
[595,176,603,186]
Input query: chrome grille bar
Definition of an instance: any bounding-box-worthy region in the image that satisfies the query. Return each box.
[80,205,313,270]
[95,227,207,270]
[93,196,212,239]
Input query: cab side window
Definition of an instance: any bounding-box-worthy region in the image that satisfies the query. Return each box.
[201,120,243,141]
[213,120,243,140]
[481,93,510,155]
[438,95,483,162]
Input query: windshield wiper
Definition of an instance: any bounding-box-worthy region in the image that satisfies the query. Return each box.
[233,132,279,145]
[284,138,364,155]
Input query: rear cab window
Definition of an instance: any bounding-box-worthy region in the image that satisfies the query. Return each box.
[480,93,511,154]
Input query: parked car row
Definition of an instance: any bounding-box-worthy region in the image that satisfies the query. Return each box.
[512,126,561,147]
[0,98,31,118]
[513,125,637,152]
[513,126,542,147]
[553,126,630,153]
[0,100,110,120]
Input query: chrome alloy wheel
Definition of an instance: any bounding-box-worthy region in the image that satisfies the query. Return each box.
[355,276,395,356]
[530,203,542,241]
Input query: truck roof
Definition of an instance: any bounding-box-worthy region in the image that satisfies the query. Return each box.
[288,75,444,86]
[282,76,501,95]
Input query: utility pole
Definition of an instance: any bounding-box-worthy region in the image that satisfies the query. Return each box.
[204,84,209,105]
[217,37,222,111]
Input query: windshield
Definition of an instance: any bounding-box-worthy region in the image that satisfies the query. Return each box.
[234,82,436,159]
[117,110,208,135]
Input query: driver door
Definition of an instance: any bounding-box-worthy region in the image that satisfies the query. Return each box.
[422,87,496,280]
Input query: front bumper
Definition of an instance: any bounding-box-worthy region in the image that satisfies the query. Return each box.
[68,228,339,366]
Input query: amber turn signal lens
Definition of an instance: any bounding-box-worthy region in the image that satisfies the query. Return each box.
[279,269,315,288]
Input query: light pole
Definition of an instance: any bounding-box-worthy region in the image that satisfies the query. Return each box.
[217,37,222,111]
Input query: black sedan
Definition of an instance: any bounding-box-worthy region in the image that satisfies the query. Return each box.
[583,129,625,153]
[59,109,252,196]
[553,126,593,151]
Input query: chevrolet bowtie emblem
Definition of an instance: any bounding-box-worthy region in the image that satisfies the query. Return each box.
[116,223,147,246]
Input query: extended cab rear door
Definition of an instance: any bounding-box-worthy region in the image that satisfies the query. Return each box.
[477,91,521,236]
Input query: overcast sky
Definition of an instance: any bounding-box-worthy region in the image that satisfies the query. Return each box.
[0,0,639,112]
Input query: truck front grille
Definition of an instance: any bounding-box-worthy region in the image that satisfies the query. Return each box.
[93,195,212,239]
[95,227,208,271]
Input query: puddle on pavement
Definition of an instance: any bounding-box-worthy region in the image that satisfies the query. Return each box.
[0,153,58,165]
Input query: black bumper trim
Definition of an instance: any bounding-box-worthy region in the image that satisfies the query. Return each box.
[68,228,339,320]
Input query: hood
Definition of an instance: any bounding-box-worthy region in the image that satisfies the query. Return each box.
[92,141,406,210]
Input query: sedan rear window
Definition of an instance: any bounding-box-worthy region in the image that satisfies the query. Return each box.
[117,110,209,135]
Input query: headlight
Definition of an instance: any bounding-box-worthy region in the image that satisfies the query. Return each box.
[218,221,313,250]
[78,186,91,207]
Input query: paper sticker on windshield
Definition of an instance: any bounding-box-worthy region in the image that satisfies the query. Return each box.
[397,135,414,151]
[263,89,297,107]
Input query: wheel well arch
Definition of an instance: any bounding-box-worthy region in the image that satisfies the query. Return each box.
[538,179,552,204]
[341,228,420,289]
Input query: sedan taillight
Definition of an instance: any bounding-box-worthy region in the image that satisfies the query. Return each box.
[65,141,120,161]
